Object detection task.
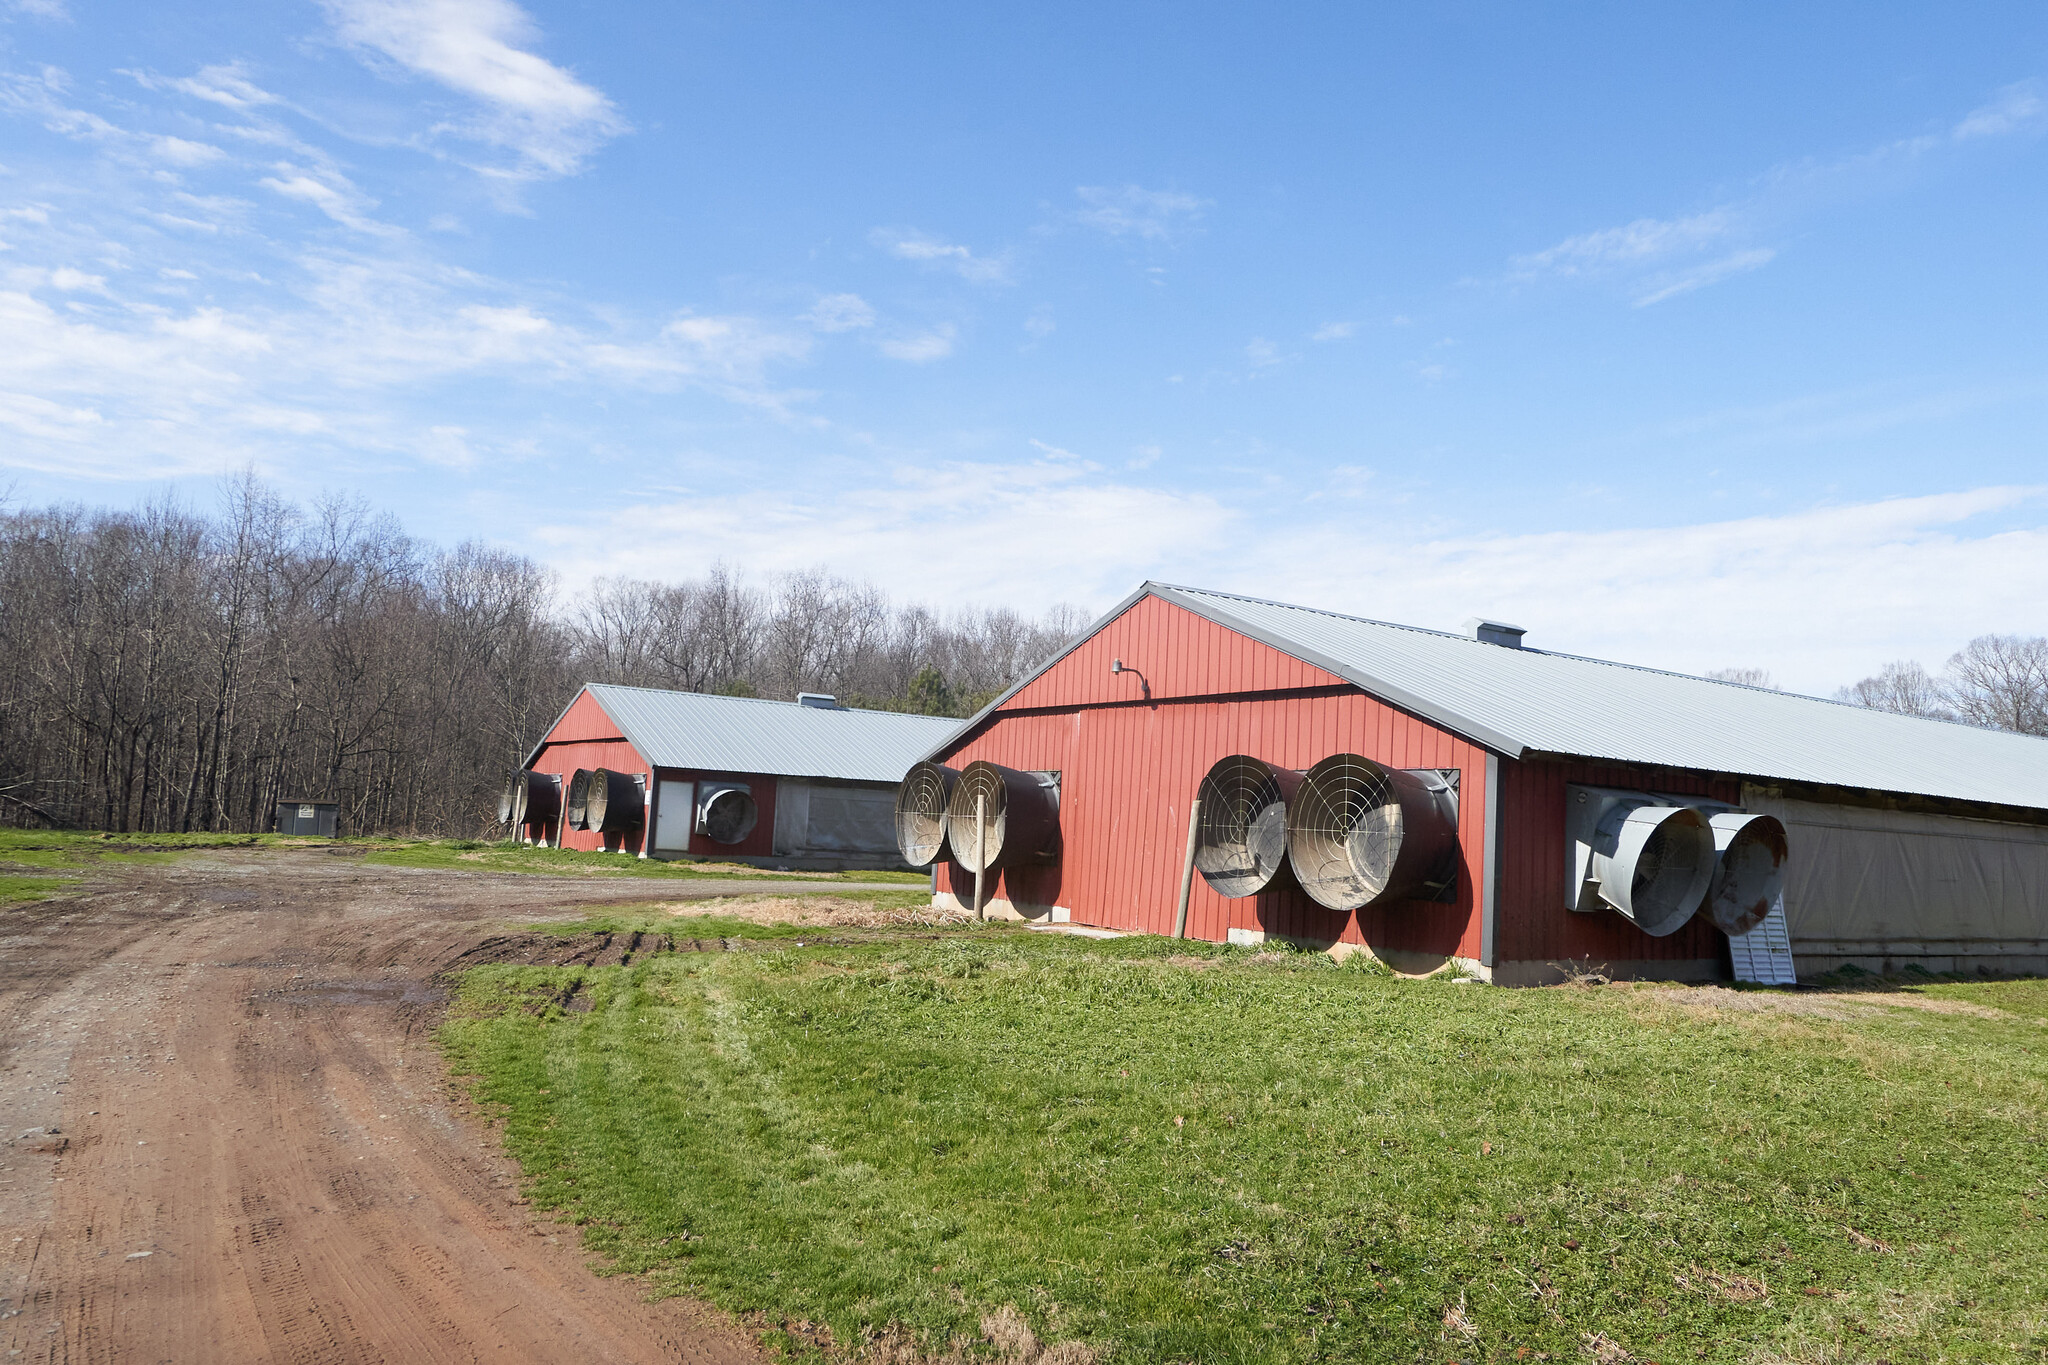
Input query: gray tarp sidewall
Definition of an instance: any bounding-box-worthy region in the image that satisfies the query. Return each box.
[1744,790,2048,950]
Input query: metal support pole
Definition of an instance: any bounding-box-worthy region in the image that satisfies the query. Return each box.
[637,773,652,859]
[973,793,987,922]
[1174,797,1202,939]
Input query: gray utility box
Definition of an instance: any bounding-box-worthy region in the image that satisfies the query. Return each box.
[275,799,339,837]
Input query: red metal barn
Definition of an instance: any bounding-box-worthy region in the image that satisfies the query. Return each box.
[522,685,958,870]
[921,584,2048,983]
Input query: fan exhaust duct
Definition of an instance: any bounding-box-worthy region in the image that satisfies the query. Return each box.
[585,768,644,834]
[1567,786,1716,936]
[509,769,559,829]
[894,762,959,867]
[944,761,1061,874]
[564,768,595,831]
[1285,754,1460,911]
[1702,812,1788,936]
[1194,755,1305,898]
[696,783,758,844]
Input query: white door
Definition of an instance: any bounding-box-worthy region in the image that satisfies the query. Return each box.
[654,780,695,851]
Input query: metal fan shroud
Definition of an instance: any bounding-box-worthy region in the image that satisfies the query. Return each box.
[943,761,1060,874]
[1285,754,1460,911]
[564,768,594,831]
[585,768,644,834]
[1194,755,1304,898]
[894,762,958,867]
[510,769,558,828]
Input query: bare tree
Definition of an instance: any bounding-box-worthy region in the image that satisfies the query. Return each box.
[1705,667,1775,689]
[1835,660,1952,720]
[1943,635,2048,736]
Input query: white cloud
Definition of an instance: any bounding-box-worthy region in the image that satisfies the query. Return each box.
[1128,443,1161,470]
[47,266,104,291]
[1244,337,1286,369]
[1952,81,2046,141]
[259,165,393,234]
[1311,321,1354,342]
[1023,304,1055,339]
[151,135,226,167]
[802,292,875,332]
[529,466,2048,696]
[5,0,69,19]
[870,228,1009,284]
[157,63,279,111]
[1259,487,2048,693]
[1631,247,1777,306]
[321,0,627,179]
[878,323,956,363]
[1072,184,1207,241]
[1512,208,1738,280]
[1505,80,2048,307]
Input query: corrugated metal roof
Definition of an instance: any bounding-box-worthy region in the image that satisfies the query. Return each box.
[933,581,2048,814]
[540,685,961,784]
[1156,584,2048,812]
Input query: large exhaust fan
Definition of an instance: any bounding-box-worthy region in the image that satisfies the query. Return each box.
[944,761,1061,874]
[510,769,559,829]
[564,768,595,831]
[696,782,759,844]
[1285,754,1459,911]
[1701,812,1788,936]
[1193,755,1304,898]
[1566,786,1716,936]
[585,768,644,834]
[894,761,959,867]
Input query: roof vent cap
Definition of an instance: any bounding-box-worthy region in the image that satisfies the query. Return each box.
[1463,618,1527,649]
[797,692,843,709]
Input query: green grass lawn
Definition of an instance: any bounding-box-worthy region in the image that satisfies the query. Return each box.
[441,923,2048,1364]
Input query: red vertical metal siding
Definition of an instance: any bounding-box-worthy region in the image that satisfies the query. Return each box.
[652,766,782,860]
[1493,756,1738,964]
[1005,594,1349,708]
[530,690,649,853]
[937,601,1491,956]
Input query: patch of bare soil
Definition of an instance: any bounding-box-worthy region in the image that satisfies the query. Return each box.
[664,894,970,930]
[1635,982,2026,1022]
[0,847,786,1364]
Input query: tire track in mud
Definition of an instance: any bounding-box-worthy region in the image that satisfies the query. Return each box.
[1,851,804,1364]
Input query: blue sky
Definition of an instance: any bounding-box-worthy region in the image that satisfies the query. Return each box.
[3,1,2045,691]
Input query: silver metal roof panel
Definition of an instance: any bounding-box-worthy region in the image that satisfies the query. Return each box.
[537,684,961,784]
[1155,584,2048,813]
[927,581,2048,814]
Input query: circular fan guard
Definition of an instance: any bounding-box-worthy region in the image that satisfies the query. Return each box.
[1286,754,1458,911]
[1194,755,1302,898]
[894,761,957,867]
[945,762,1010,874]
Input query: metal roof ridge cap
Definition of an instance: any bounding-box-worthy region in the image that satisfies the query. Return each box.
[588,680,965,722]
[919,581,1163,761]
[1149,588,1528,758]
[1154,583,1474,641]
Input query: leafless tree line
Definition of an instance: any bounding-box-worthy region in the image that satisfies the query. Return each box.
[0,480,1086,836]
[1836,636,2048,735]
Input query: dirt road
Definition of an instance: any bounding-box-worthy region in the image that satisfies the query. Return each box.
[0,850,907,1363]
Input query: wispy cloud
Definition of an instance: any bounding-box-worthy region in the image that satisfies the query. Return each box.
[802,292,875,332]
[1506,80,2048,306]
[1072,184,1207,241]
[1310,320,1354,342]
[870,228,1009,284]
[5,0,69,20]
[320,0,627,181]
[878,323,956,362]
